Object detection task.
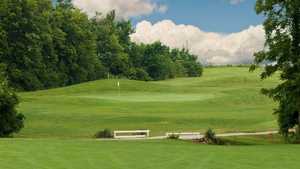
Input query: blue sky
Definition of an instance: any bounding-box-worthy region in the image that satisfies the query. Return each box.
[131,0,263,33]
[55,0,263,33]
[65,0,265,65]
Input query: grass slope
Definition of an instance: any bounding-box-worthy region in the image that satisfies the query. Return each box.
[18,67,279,138]
[0,137,300,169]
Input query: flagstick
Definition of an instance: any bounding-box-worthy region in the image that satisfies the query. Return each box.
[117,81,120,97]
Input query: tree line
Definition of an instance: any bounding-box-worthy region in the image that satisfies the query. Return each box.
[0,0,203,91]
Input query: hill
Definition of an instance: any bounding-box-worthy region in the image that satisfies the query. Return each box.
[18,67,279,138]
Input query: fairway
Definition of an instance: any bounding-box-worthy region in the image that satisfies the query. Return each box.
[0,138,300,169]
[18,67,279,138]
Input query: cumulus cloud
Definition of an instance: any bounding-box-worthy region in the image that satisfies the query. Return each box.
[131,20,265,65]
[72,0,167,19]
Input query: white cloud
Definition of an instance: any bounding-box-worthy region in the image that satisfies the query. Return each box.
[157,5,168,13]
[228,0,245,5]
[72,0,167,19]
[130,20,265,65]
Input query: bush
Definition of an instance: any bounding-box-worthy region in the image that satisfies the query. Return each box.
[202,129,224,145]
[174,61,187,78]
[127,68,152,81]
[0,73,25,137]
[285,131,300,144]
[167,134,179,140]
[95,129,113,138]
[184,61,203,77]
[135,68,152,81]
[204,129,217,143]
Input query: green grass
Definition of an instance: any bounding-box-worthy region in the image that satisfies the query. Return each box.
[18,67,279,138]
[3,67,299,169]
[0,137,299,169]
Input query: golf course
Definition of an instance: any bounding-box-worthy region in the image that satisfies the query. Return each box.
[18,67,278,138]
[1,67,300,169]
[2,0,300,168]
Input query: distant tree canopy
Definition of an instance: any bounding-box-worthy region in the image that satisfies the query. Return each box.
[0,0,203,91]
[251,0,300,138]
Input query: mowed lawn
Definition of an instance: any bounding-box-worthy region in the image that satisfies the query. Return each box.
[18,67,279,138]
[3,67,298,169]
[0,137,299,169]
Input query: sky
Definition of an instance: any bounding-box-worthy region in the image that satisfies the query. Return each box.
[131,0,264,33]
[63,0,266,65]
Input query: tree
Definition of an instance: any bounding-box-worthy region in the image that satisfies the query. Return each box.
[170,48,203,77]
[0,0,106,90]
[0,67,24,137]
[52,1,105,85]
[251,0,300,138]
[116,20,134,52]
[0,0,54,90]
[142,42,175,80]
[91,11,129,76]
[0,1,203,90]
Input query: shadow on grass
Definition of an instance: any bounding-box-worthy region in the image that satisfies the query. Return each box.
[192,134,289,146]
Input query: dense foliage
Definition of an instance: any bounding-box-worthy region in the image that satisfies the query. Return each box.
[251,0,300,138]
[0,69,24,137]
[0,0,203,91]
[95,129,113,139]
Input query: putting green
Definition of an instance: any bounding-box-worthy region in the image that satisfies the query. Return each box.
[76,93,217,102]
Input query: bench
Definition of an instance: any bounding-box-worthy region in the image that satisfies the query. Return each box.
[166,132,202,140]
[113,130,150,139]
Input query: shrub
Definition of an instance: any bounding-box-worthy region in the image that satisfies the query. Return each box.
[184,61,203,77]
[285,131,300,144]
[127,68,152,81]
[167,134,179,140]
[203,129,224,145]
[173,61,187,78]
[135,68,152,81]
[95,129,113,138]
[204,129,217,143]
[0,73,25,137]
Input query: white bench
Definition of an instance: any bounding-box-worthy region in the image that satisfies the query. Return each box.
[166,132,202,140]
[113,130,150,139]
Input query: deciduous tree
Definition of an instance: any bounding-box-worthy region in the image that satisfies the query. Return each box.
[251,0,300,137]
